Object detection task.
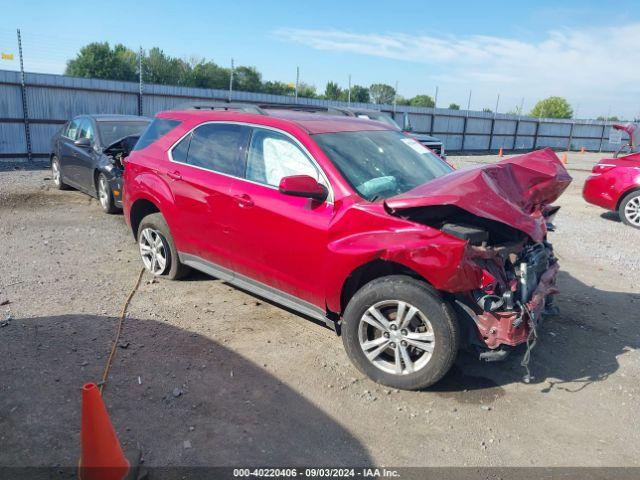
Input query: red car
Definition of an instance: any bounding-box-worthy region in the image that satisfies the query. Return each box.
[123,104,571,390]
[583,153,640,229]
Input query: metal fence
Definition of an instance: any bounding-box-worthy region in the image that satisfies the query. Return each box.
[0,69,627,163]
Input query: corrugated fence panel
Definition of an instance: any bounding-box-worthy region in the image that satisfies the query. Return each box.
[27,86,138,120]
[0,84,23,118]
[0,69,629,160]
[0,123,26,154]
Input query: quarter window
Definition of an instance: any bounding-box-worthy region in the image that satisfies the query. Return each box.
[185,124,249,176]
[246,128,319,187]
[172,133,191,163]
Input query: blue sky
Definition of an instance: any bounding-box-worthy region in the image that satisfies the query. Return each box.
[0,0,639,118]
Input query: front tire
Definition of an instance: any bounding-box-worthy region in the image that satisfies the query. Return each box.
[137,213,190,280]
[342,275,459,390]
[619,191,640,229]
[97,173,119,214]
[51,156,69,190]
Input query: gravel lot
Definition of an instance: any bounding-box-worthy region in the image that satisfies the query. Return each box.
[0,151,639,471]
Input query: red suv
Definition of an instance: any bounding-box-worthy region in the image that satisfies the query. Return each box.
[123,104,571,390]
[583,152,640,229]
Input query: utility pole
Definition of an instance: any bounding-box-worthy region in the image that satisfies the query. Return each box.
[295,66,299,101]
[228,58,234,102]
[348,74,352,105]
[138,47,143,116]
[434,86,439,109]
[17,29,32,163]
[393,80,398,114]
[494,94,500,114]
[466,89,472,111]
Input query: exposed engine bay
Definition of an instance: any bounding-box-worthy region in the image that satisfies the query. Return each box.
[397,203,561,370]
[103,135,141,168]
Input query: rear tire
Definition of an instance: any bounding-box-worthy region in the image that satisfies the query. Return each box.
[342,275,459,390]
[51,156,69,190]
[137,213,191,280]
[619,191,640,229]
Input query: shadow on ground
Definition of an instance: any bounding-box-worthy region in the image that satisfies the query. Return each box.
[600,211,622,223]
[0,314,372,468]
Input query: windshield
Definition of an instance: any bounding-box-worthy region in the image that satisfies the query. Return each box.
[98,121,150,147]
[314,130,453,201]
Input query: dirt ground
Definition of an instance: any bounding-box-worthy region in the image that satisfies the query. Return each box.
[0,151,638,471]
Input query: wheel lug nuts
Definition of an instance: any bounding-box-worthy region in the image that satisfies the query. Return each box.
[401,340,407,347]
[383,332,390,338]
[401,329,408,336]
[390,342,396,348]
[390,324,397,330]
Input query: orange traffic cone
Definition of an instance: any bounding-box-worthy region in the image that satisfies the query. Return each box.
[79,383,129,480]
[561,153,568,164]
[498,147,504,157]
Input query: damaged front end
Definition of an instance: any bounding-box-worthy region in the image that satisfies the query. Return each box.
[384,149,572,374]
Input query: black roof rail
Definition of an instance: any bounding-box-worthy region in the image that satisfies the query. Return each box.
[172,101,267,115]
[258,103,349,116]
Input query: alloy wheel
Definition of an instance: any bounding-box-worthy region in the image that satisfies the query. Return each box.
[98,176,109,210]
[624,196,640,226]
[358,300,435,375]
[139,227,168,275]
[52,160,61,186]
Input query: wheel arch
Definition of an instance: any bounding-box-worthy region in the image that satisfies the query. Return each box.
[129,198,161,240]
[616,186,640,210]
[339,259,431,314]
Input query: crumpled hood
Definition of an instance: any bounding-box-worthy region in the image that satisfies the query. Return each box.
[384,148,572,242]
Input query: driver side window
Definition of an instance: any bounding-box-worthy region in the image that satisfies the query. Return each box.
[77,119,95,143]
[246,128,320,187]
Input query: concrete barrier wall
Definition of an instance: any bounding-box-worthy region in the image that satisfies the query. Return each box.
[0,69,629,162]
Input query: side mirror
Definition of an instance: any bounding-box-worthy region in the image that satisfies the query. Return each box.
[279,175,328,202]
[74,137,92,149]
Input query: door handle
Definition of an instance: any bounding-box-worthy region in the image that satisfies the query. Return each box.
[234,193,254,208]
[167,170,182,181]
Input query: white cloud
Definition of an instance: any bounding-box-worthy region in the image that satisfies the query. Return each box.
[275,25,640,118]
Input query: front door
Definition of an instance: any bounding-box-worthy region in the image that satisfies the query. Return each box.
[227,126,334,308]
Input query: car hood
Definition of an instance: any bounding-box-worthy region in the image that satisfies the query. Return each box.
[383,148,572,242]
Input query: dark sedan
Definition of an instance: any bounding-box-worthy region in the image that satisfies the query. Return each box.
[50,114,150,213]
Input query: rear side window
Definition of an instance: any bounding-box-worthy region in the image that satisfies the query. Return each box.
[133,118,181,151]
[184,123,249,176]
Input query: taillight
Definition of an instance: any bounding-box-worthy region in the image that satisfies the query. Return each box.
[592,163,616,174]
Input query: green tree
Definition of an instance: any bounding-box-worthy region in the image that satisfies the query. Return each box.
[297,82,317,98]
[482,108,493,113]
[65,42,137,81]
[596,115,620,121]
[324,81,342,100]
[530,96,573,119]
[143,47,189,85]
[448,103,460,110]
[185,60,229,89]
[233,66,262,92]
[409,95,435,107]
[348,85,370,103]
[262,80,294,95]
[369,83,396,104]
[395,95,411,106]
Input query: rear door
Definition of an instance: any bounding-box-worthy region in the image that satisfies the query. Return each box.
[164,122,250,273]
[226,126,334,308]
[74,118,98,191]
